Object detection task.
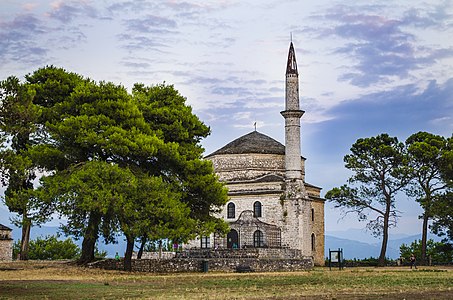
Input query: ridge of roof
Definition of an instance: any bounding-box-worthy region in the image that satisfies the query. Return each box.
[0,224,12,231]
[206,131,285,157]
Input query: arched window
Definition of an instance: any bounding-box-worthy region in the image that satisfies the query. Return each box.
[311,233,316,252]
[227,202,235,219]
[253,201,262,217]
[311,208,315,222]
[253,230,264,248]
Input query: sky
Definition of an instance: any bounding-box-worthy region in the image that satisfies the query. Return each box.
[1,0,453,241]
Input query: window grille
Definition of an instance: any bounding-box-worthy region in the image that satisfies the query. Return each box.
[253,201,262,217]
[227,202,235,218]
[253,230,264,248]
[201,236,210,249]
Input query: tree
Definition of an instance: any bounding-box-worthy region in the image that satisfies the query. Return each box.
[400,239,453,265]
[22,67,228,265]
[405,132,451,264]
[113,83,229,270]
[117,174,196,271]
[39,161,136,264]
[430,192,453,241]
[25,68,139,263]
[0,76,53,260]
[430,135,453,242]
[325,134,409,266]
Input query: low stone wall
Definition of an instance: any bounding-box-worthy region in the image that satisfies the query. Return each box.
[176,249,259,259]
[132,251,175,260]
[88,257,313,273]
[176,248,303,259]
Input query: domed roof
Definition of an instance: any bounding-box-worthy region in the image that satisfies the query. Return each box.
[206,131,285,157]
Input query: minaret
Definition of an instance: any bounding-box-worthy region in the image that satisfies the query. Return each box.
[281,42,305,181]
[280,42,311,257]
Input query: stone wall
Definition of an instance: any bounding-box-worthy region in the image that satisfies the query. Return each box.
[132,251,175,260]
[176,248,303,260]
[311,199,325,266]
[0,227,13,261]
[89,257,313,273]
[208,153,285,182]
[0,240,13,261]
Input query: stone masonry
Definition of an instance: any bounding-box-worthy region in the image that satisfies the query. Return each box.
[90,249,313,273]
[185,42,325,266]
[0,224,13,261]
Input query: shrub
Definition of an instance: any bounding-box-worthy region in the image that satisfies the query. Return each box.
[13,235,80,260]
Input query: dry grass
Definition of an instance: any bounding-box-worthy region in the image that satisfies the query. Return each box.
[0,260,452,299]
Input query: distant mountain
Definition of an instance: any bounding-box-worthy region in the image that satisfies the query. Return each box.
[6,224,123,258]
[325,235,386,259]
[326,228,381,244]
[326,233,443,259]
[2,220,444,260]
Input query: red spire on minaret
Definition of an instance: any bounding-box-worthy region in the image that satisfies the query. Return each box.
[286,42,298,75]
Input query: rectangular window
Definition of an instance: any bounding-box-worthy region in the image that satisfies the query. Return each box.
[201,236,210,249]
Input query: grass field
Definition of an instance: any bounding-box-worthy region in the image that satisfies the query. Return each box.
[0,261,452,299]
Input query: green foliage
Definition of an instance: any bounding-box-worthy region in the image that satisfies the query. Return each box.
[0,75,54,259]
[430,135,453,242]
[2,66,228,264]
[13,235,80,260]
[404,132,452,260]
[12,235,107,260]
[325,134,409,265]
[40,161,135,243]
[430,191,453,241]
[326,134,408,236]
[400,239,453,264]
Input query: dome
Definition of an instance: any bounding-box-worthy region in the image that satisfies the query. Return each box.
[206,131,285,157]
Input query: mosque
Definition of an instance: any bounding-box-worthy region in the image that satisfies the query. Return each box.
[186,42,325,266]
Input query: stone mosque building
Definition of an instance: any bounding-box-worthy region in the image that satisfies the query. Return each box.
[186,42,325,266]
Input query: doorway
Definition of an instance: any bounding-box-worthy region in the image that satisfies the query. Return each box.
[227,229,239,249]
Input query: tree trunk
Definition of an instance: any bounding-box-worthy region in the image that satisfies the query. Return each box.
[158,240,162,259]
[124,235,135,271]
[378,209,390,267]
[137,236,147,259]
[19,216,31,260]
[78,213,100,264]
[420,212,429,264]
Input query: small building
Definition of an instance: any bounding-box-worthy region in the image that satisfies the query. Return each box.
[0,224,13,261]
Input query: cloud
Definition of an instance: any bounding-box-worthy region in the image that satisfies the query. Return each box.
[116,13,179,52]
[401,4,453,29]
[116,34,169,51]
[22,3,39,11]
[211,86,252,96]
[48,1,98,23]
[315,78,453,150]
[0,14,49,64]
[121,61,151,69]
[124,15,177,33]
[233,111,252,120]
[302,77,453,195]
[310,3,453,87]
